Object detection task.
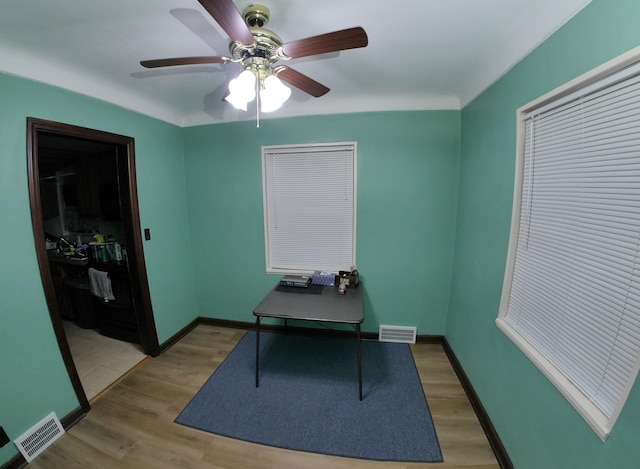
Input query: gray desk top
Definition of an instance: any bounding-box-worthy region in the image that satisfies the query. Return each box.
[253,284,363,324]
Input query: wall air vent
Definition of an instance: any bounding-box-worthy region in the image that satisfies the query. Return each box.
[379,325,417,344]
[14,412,65,462]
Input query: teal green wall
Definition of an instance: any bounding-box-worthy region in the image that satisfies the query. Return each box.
[0,71,460,464]
[183,111,460,334]
[447,0,640,467]
[6,0,640,466]
[0,72,199,464]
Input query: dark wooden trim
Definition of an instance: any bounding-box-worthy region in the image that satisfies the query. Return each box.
[197,317,256,331]
[26,117,160,419]
[59,405,86,430]
[441,337,514,469]
[158,318,200,353]
[26,118,91,415]
[115,141,160,356]
[27,117,159,357]
[415,334,448,344]
[0,453,25,469]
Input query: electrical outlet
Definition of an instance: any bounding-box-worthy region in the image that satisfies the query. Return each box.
[0,426,9,448]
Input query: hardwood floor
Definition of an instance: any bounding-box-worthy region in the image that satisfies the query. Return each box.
[28,325,500,469]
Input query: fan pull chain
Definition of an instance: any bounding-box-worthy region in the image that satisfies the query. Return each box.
[256,75,260,128]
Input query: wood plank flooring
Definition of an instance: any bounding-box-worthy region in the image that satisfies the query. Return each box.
[28,325,500,469]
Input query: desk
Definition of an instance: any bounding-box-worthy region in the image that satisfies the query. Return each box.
[253,284,364,400]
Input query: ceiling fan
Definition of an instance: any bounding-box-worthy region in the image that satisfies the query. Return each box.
[140,0,368,113]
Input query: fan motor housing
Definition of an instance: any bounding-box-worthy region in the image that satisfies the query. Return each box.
[230,5,283,63]
[243,4,270,27]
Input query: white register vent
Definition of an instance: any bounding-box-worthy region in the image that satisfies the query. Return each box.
[15,412,65,462]
[379,325,417,344]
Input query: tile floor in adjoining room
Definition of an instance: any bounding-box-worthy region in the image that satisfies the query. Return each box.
[62,320,147,401]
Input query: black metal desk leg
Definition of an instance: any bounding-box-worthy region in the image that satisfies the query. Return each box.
[255,316,261,388]
[357,323,362,401]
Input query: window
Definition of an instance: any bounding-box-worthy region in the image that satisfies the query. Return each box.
[497,50,640,440]
[262,142,356,273]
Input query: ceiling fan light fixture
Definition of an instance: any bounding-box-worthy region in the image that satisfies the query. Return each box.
[142,2,369,119]
[224,92,249,111]
[225,69,257,109]
[260,75,291,112]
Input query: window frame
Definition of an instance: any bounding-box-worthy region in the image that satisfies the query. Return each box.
[261,142,357,275]
[497,45,640,441]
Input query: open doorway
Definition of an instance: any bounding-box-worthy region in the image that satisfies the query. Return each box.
[27,118,160,412]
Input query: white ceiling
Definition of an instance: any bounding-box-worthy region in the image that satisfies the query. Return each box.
[0,0,591,127]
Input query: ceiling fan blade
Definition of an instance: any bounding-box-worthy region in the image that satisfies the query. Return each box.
[280,27,368,59]
[140,56,226,68]
[275,67,330,98]
[197,0,254,46]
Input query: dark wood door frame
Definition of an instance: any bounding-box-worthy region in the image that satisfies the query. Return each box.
[27,117,160,413]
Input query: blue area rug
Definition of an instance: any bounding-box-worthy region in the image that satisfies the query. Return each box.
[175,331,442,462]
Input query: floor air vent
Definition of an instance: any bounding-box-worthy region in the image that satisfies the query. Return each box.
[379,325,417,344]
[15,412,65,462]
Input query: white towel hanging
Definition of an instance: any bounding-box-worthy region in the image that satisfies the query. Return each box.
[88,267,115,302]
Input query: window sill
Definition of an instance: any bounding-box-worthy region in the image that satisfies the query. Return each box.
[496,318,612,441]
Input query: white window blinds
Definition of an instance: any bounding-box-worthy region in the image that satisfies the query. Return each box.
[262,143,356,273]
[498,60,640,439]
